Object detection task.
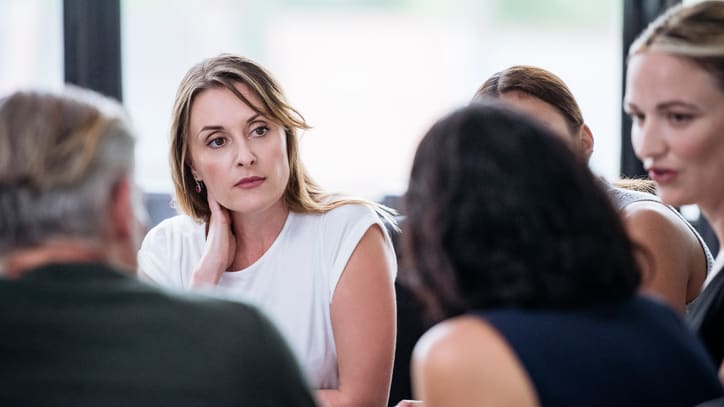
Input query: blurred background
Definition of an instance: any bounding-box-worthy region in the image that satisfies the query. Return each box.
[4,0,714,253]
[3,3,720,402]
[0,0,622,201]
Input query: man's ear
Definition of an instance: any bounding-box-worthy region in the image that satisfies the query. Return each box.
[108,177,134,240]
[579,124,595,162]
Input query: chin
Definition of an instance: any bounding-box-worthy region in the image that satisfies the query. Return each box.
[656,187,694,208]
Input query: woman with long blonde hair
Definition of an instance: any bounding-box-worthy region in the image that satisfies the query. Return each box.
[138,54,397,406]
[625,0,724,378]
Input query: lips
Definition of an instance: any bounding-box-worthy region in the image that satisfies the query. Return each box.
[235,176,265,189]
[647,168,677,184]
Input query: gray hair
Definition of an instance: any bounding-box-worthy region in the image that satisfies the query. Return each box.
[0,87,136,255]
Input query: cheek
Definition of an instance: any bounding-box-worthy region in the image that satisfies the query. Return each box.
[273,145,291,181]
[273,133,291,181]
[673,125,721,163]
[190,149,227,180]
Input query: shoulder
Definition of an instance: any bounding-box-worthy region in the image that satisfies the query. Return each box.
[138,215,205,284]
[314,203,390,244]
[622,201,697,245]
[150,214,204,234]
[621,201,705,270]
[321,203,381,224]
[414,316,517,375]
[412,315,539,407]
[141,214,204,247]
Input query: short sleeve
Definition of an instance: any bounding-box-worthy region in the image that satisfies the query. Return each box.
[321,204,397,301]
[137,218,184,289]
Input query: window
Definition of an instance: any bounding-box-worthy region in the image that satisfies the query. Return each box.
[123,0,622,201]
[0,0,63,95]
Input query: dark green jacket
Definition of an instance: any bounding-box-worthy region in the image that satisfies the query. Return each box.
[0,262,318,407]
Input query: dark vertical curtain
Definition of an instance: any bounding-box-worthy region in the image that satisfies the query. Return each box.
[620,0,680,178]
[63,0,122,101]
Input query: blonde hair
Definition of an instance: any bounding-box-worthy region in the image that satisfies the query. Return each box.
[0,87,135,254]
[170,54,394,224]
[612,178,657,195]
[629,0,724,91]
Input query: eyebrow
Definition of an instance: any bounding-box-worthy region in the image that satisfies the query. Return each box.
[247,113,261,123]
[624,100,700,112]
[656,101,700,111]
[197,125,223,137]
[196,113,265,138]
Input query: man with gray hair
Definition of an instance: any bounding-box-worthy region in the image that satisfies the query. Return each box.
[0,87,318,406]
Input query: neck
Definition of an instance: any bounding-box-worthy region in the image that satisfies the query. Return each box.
[229,201,290,270]
[1,240,107,279]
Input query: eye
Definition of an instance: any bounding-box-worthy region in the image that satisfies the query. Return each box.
[250,125,269,138]
[207,137,226,148]
[626,111,645,125]
[667,112,693,124]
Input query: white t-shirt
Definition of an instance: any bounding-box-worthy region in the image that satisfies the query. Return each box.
[137,204,396,389]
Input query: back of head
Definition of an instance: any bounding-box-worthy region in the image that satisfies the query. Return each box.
[629,0,724,91]
[404,102,640,320]
[0,88,135,256]
[473,65,585,136]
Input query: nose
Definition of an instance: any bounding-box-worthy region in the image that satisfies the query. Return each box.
[631,117,665,164]
[236,139,256,167]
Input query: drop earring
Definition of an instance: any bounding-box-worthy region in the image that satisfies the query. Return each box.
[195,179,203,193]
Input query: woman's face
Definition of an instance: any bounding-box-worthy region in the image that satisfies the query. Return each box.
[187,82,290,216]
[625,52,724,210]
[499,90,591,161]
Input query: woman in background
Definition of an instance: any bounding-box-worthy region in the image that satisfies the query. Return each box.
[625,0,724,376]
[138,54,397,407]
[474,65,713,315]
[405,102,722,406]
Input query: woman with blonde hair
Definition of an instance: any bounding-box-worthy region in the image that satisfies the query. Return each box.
[138,54,397,406]
[625,0,724,375]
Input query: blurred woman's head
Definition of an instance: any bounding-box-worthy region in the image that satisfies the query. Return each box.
[404,102,640,320]
[474,65,593,161]
[625,1,724,209]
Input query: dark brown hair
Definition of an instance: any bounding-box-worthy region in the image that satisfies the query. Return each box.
[403,102,640,321]
[473,65,584,136]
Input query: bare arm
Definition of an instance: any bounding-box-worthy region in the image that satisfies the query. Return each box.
[623,201,707,314]
[412,316,539,407]
[317,225,396,407]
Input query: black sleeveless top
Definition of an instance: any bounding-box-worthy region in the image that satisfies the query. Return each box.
[472,297,723,407]
[688,266,724,366]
